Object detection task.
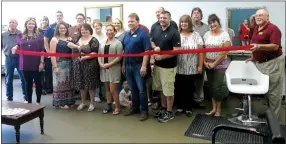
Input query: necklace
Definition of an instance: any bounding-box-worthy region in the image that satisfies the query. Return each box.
[26,36,33,48]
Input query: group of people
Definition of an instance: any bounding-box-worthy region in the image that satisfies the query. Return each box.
[2,6,284,123]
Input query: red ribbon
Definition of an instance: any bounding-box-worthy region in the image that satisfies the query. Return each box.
[15,45,251,58]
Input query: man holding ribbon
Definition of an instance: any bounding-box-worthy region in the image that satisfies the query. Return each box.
[2,19,27,102]
[150,11,181,123]
[248,9,284,118]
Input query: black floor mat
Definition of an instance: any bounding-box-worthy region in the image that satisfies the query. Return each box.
[184,114,286,144]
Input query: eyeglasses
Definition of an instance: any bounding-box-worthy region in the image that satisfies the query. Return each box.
[255,14,264,18]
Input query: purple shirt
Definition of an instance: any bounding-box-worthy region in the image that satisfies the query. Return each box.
[17,33,45,71]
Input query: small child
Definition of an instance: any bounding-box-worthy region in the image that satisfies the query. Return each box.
[119,81,132,108]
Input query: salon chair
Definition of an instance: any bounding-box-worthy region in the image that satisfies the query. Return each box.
[225,60,269,126]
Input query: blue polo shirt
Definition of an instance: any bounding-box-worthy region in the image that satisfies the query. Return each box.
[44,22,71,42]
[44,23,57,42]
[123,28,151,64]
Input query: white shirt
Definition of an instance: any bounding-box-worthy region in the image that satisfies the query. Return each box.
[177,32,204,75]
[93,31,106,44]
[203,30,231,60]
[119,89,131,102]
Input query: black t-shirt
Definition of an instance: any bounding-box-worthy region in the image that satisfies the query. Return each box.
[151,25,181,68]
[150,20,178,38]
[38,28,47,35]
[104,44,110,64]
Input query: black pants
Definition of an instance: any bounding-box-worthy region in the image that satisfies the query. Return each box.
[22,71,42,103]
[41,57,53,92]
[174,74,197,111]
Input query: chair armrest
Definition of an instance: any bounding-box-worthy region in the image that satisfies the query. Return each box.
[211,124,265,144]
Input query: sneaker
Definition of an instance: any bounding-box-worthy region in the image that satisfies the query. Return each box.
[175,109,184,116]
[185,111,193,117]
[94,97,101,103]
[148,101,152,107]
[158,111,174,123]
[154,108,166,118]
[193,102,206,109]
[42,90,47,95]
[88,104,95,112]
[77,103,86,110]
[103,108,113,114]
[46,89,53,94]
[24,100,28,103]
[7,98,13,101]
[152,102,159,110]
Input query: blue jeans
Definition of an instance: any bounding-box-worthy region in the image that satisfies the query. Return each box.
[5,56,26,101]
[95,82,106,100]
[125,64,148,112]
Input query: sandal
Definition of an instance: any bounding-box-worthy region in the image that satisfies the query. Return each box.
[205,110,216,116]
[103,108,113,114]
[60,105,70,109]
[112,109,120,115]
[214,111,221,117]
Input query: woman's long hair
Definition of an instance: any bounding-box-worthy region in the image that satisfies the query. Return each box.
[41,16,49,27]
[178,15,194,33]
[22,17,39,39]
[54,22,69,38]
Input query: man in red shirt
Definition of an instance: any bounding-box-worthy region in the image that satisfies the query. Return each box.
[248,9,284,118]
[139,24,149,34]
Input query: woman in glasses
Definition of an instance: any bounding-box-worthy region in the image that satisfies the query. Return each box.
[50,22,75,109]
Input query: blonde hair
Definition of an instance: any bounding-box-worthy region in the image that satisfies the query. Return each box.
[113,18,124,30]
[22,17,39,39]
[40,16,49,27]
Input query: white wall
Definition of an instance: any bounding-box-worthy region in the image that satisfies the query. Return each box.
[112,7,121,21]
[2,1,285,53]
[86,8,100,22]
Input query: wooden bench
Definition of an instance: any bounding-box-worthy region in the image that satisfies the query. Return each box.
[1,101,45,143]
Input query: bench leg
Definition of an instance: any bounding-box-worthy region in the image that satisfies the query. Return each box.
[14,125,20,143]
[39,110,44,134]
